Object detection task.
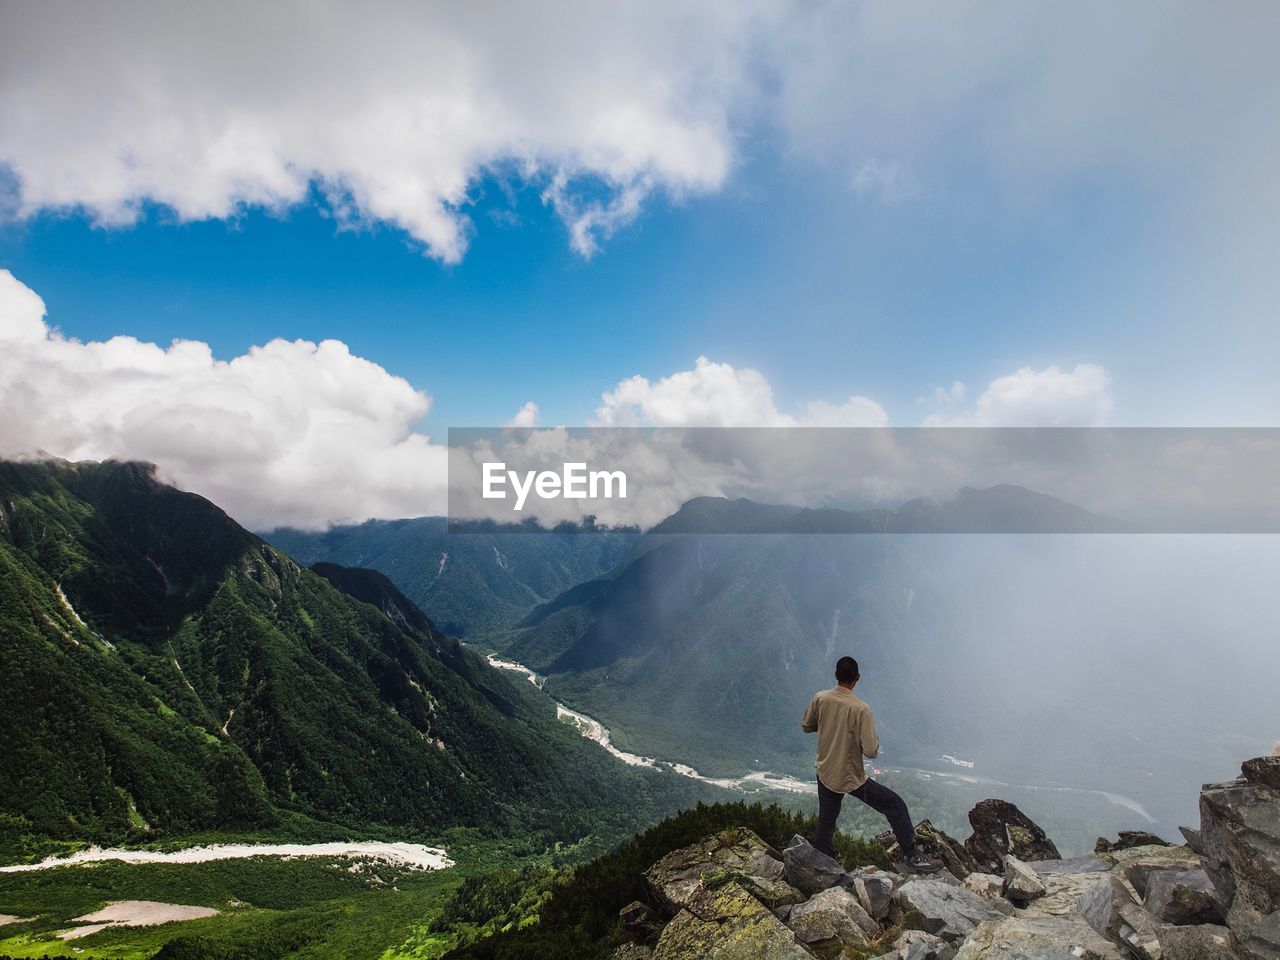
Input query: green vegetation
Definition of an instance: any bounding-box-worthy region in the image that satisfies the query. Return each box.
[409,801,890,960]
[0,460,714,861]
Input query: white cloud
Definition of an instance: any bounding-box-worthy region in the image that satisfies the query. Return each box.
[0,1,757,262]
[593,355,888,427]
[506,401,540,428]
[0,270,446,530]
[925,363,1112,427]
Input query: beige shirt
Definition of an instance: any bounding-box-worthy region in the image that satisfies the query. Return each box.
[801,686,880,793]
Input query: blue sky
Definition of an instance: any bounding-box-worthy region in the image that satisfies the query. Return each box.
[1,1,1277,527]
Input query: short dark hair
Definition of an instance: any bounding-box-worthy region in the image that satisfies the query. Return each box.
[835,656,859,684]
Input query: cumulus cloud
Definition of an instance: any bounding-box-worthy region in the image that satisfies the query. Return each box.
[593,355,888,427]
[506,401,540,428]
[0,1,754,262]
[0,270,446,530]
[925,363,1113,427]
[5,2,1275,265]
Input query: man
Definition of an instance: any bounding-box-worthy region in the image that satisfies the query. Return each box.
[802,656,942,873]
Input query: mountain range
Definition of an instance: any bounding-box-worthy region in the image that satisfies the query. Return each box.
[0,459,707,859]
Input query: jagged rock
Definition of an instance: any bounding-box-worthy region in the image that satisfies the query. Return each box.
[1159,923,1241,960]
[781,836,852,896]
[785,899,870,957]
[890,929,957,959]
[853,869,895,920]
[788,886,878,939]
[740,875,808,911]
[1242,757,1280,792]
[962,873,1004,899]
[1020,869,1134,937]
[620,900,663,938]
[1144,868,1226,925]
[963,800,1061,874]
[644,828,786,913]
[1002,855,1046,901]
[651,881,815,960]
[1241,911,1280,960]
[1108,843,1203,898]
[1199,768,1280,957]
[877,820,977,879]
[893,877,1012,942]
[1096,831,1172,853]
[953,915,1124,959]
[1180,826,1205,855]
[1114,902,1164,960]
[612,945,655,960]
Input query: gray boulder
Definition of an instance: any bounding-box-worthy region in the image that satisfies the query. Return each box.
[1242,757,1280,791]
[1096,831,1172,853]
[953,915,1124,959]
[782,836,852,896]
[1002,855,1047,901]
[785,904,870,957]
[788,886,878,939]
[894,877,1012,942]
[1159,923,1241,960]
[741,875,808,911]
[1240,910,1280,960]
[876,820,978,880]
[620,900,663,939]
[1144,868,1226,926]
[854,868,896,920]
[964,799,1061,874]
[651,881,815,960]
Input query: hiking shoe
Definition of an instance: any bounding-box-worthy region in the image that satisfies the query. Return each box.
[900,850,944,874]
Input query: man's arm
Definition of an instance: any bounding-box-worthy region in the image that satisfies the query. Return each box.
[860,706,880,759]
[801,696,819,733]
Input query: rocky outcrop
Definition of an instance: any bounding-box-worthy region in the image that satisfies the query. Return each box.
[877,820,978,879]
[964,799,1062,873]
[1096,831,1171,853]
[1200,757,1280,959]
[621,764,1277,960]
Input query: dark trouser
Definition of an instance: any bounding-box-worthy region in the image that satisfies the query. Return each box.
[814,776,916,860]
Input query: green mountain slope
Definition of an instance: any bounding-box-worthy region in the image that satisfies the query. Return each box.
[0,459,709,857]
[265,517,637,639]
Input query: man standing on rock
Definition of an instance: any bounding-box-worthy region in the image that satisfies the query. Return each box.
[802,656,942,873]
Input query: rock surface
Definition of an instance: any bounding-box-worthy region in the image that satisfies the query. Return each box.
[878,820,978,879]
[1020,868,1134,937]
[644,827,785,913]
[953,915,1124,959]
[1143,868,1225,926]
[891,929,957,959]
[964,799,1061,874]
[651,881,815,960]
[789,886,877,938]
[1159,923,1240,960]
[962,873,1004,899]
[1110,843,1204,899]
[1200,761,1280,958]
[894,877,1012,942]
